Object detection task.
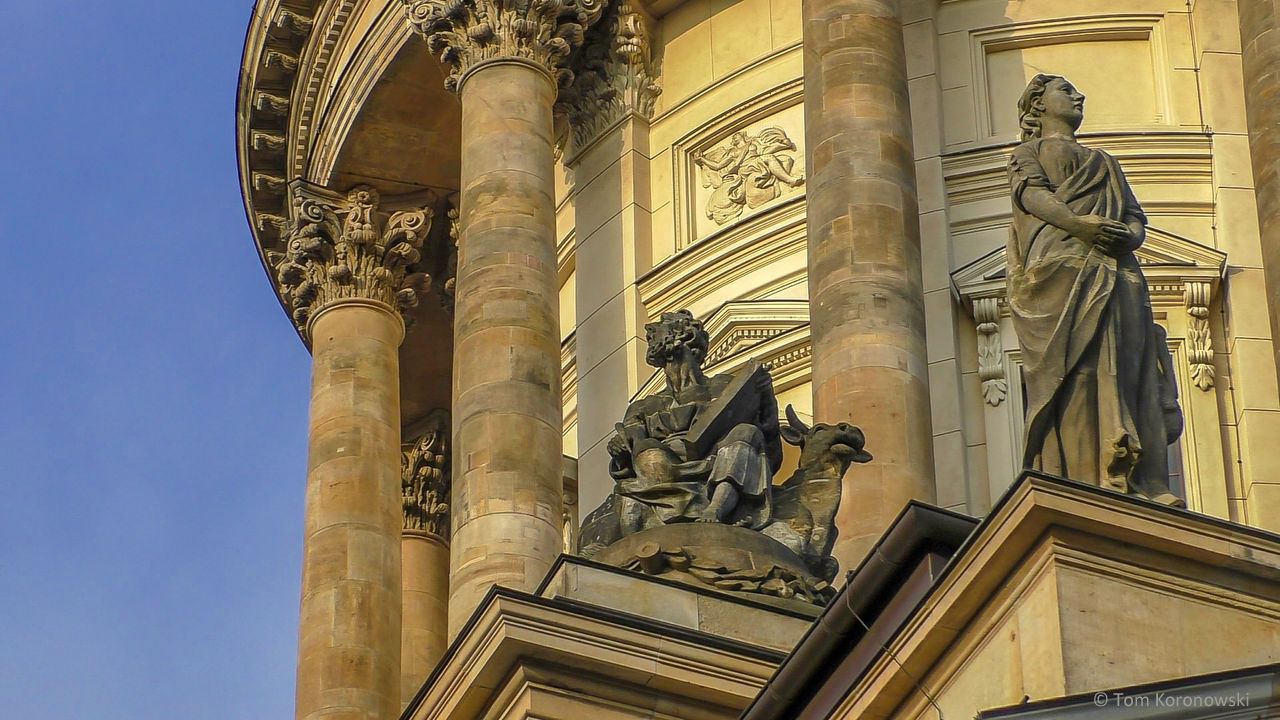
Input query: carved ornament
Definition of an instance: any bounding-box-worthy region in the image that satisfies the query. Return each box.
[974,297,1008,406]
[1184,281,1215,390]
[270,182,434,331]
[694,127,805,226]
[402,0,607,92]
[402,411,452,538]
[560,1,661,154]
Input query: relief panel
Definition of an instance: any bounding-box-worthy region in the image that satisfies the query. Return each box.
[672,91,805,249]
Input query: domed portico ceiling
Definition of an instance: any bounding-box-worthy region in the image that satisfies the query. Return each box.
[237,0,462,424]
[237,0,460,329]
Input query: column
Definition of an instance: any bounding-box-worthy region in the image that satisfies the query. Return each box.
[802,0,936,571]
[399,411,451,706]
[274,183,435,720]
[404,0,605,635]
[1237,0,1280,528]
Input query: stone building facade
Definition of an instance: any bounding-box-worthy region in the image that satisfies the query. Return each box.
[236,2,1280,720]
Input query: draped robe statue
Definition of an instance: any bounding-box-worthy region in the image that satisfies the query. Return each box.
[1007,74,1184,505]
[607,311,784,532]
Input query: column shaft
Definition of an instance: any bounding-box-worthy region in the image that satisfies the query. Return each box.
[400,531,449,706]
[296,301,404,720]
[1239,0,1280,391]
[802,0,936,570]
[449,60,565,635]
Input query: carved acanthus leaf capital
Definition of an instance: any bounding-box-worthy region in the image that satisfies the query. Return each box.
[559,1,662,154]
[402,0,607,92]
[402,410,452,537]
[269,182,435,331]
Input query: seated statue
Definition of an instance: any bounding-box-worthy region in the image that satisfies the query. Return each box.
[581,311,875,598]
[607,310,784,532]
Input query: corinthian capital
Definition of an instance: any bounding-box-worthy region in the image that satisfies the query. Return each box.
[403,0,607,91]
[270,182,435,331]
[560,1,661,153]
[402,410,452,538]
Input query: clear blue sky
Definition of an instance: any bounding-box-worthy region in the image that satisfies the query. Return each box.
[0,3,309,717]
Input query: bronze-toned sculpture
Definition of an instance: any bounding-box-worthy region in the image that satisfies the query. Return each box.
[607,310,784,531]
[1007,74,1184,505]
[582,310,872,604]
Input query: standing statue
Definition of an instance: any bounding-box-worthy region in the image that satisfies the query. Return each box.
[1007,74,1184,505]
[581,310,873,604]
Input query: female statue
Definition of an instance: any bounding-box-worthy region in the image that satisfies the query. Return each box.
[1007,74,1184,505]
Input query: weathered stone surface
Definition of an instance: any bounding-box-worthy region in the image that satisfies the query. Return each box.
[297,301,404,720]
[400,530,448,709]
[1006,74,1183,505]
[802,0,936,571]
[401,410,451,537]
[1239,1,1280,396]
[272,183,434,333]
[403,0,606,92]
[446,60,566,637]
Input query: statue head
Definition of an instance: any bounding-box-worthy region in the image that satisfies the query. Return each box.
[1018,74,1086,141]
[644,310,710,368]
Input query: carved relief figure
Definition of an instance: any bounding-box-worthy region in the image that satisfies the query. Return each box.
[695,127,804,226]
[607,311,784,530]
[402,410,451,537]
[1006,74,1184,505]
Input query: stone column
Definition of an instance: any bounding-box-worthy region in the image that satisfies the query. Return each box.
[1239,1,1280,391]
[274,183,435,720]
[404,0,604,635]
[399,411,451,706]
[802,0,936,571]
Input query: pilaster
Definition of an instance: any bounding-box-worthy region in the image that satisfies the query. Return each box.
[562,1,662,518]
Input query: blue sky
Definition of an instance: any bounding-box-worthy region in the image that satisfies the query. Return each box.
[0,2,308,717]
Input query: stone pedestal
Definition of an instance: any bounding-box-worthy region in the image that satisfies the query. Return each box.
[1239,1,1280,394]
[449,59,566,636]
[801,0,936,572]
[400,530,449,708]
[400,556,805,720]
[297,300,405,720]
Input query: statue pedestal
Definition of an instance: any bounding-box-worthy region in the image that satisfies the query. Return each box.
[591,524,830,615]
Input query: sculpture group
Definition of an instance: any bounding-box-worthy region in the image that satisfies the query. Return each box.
[579,72,1189,607]
[581,310,871,603]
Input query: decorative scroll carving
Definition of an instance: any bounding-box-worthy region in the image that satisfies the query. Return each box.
[254,91,290,117]
[269,183,434,330]
[256,213,287,235]
[560,1,661,153]
[264,50,300,73]
[252,172,287,194]
[974,297,1008,406]
[402,0,607,93]
[694,128,804,226]
[1185,281,1215,390]
[274,9,314,37]
[403,411,451,538]
[251,131,286,154]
